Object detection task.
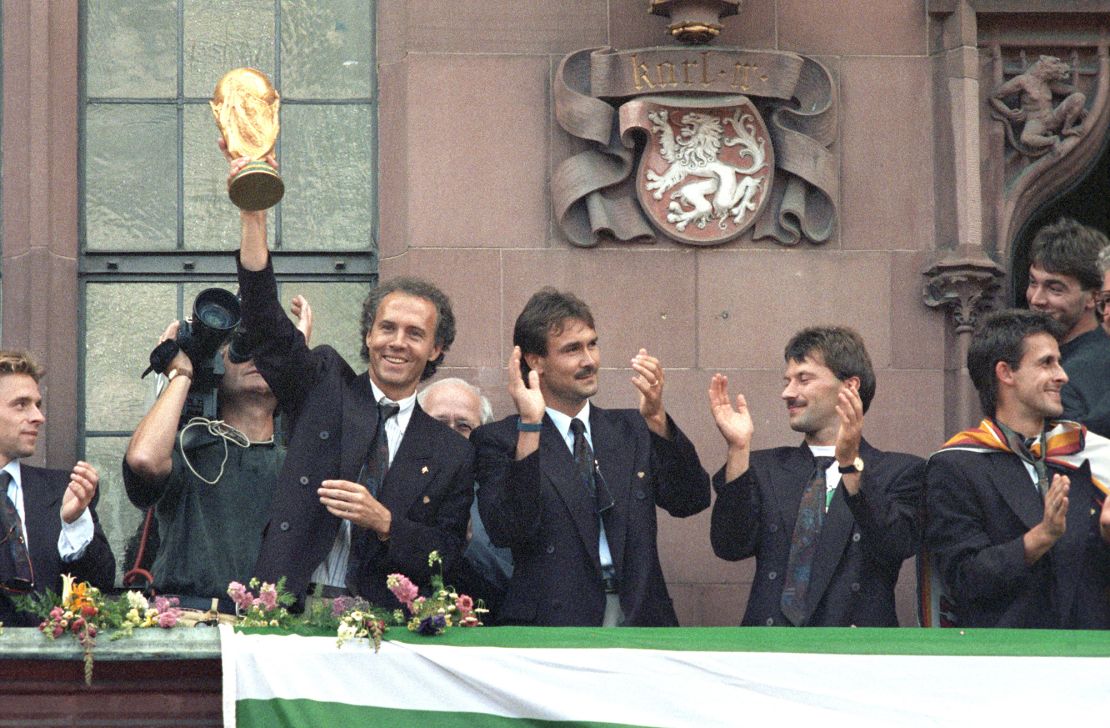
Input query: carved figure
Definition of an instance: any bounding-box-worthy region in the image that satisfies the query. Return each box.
[990,55,1087,152]
[645,110,767,232]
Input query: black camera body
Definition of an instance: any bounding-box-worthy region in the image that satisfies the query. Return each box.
[177,288,242,423]
[138,288,244,425]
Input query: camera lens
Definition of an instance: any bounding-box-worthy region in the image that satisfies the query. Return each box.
[196,301,236,329]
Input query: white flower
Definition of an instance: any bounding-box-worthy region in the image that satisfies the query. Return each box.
[126,590,149,612]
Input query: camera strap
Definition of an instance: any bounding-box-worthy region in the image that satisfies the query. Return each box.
[142,339,181,379]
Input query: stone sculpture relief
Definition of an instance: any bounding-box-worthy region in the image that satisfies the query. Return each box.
[990,55,1087,156]
[643,109,768,233]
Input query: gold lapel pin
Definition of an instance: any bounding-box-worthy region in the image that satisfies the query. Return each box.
[637,471,645,479]
[422,495,431,504]
[421,466,429,474]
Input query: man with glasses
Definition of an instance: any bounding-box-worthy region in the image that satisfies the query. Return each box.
[1026,218,1110,435]
[472,288,710,627]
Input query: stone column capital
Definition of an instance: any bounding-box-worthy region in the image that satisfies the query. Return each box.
[922,255,1005,334]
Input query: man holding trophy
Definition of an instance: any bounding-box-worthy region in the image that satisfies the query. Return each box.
[214,68,475,609]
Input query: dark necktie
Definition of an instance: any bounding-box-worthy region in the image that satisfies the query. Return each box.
[346,401,401,593]
[780,456,835,626]
[0,471,34,593]
[569,418,596,506]
[364,401,400,499]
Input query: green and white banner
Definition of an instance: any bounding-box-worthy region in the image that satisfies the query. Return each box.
[220,625,1110,727]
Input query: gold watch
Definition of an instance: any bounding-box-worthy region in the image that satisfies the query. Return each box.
[837,456,864,475]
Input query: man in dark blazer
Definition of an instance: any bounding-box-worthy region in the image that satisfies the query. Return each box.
[925,310,1110,628]
[0,351,114,626]
[473,288,710,627]
[709,327,924,627]
[229,151,473,608]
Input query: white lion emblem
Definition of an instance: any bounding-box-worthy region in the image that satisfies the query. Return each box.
[644,110,768,233]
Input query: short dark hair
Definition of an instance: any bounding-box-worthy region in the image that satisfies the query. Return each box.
[513,288,595,380]
[967,309,1064,417]
[1029,217,1108,291]
[360,277,456,381]
[784,326,876,413]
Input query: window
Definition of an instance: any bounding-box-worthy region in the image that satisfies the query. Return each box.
[81,0,376,580]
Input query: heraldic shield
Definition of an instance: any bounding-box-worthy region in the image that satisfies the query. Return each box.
[621,96,774,246]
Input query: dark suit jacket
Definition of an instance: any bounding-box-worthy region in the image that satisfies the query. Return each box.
[925,449,1110,629]
[0,465,115,626]
[711,440,924,627]
[472,408,710,627]
[239,259,475,607]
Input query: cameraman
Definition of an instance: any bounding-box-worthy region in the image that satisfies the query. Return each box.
[122,298,312,611]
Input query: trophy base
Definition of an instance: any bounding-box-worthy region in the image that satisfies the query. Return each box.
[229,161,285,211]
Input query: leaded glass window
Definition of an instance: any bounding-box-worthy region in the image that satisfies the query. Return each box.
[81,0,376,581]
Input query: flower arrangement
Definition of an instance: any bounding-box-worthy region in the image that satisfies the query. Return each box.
[312,550,487,651]
[13,574,182,685]
[227,577,295,627]
[389,550,487,635]
[6,552,486,683]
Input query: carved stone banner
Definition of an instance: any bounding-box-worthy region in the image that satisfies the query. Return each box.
[552,46,838,248]
[621,96,773,245]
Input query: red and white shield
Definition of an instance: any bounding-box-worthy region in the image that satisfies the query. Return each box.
[621,96,774,246]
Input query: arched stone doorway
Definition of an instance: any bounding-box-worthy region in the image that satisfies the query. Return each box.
[1009,133,1110,307]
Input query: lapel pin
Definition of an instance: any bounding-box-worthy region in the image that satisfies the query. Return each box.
[422,495,431,504]
[421,466,429,474]
[637,471,645,479]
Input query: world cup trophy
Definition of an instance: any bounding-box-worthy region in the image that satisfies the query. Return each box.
[211,68,284,211]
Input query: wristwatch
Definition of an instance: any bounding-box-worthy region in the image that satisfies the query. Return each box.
[838,456,865,475]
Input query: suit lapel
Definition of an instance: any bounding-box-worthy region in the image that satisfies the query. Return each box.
[378,405,435,515]
[340,372,378,482]
[805,442,879,621]
[1053,459,1091,623]
[538,416,602,575]
[590,407,632,578]
[20,466,60,579]
[991,453,1043,531]
[770,446,814,533]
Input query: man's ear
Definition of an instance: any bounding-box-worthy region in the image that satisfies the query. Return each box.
[995,359,1016,386]
[523,352,542,376]
[842,375,861,393]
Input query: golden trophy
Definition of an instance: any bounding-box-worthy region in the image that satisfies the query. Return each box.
[211,68,284,211]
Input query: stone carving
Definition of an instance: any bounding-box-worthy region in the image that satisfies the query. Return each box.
[552,48,837,248]
[990,55,1087,156]
[644,108,767,234]
[922,258,1004,334]
[650,0,742,44]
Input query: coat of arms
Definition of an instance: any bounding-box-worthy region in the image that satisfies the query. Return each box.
[623,97,772,245]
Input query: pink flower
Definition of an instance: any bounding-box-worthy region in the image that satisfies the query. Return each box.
[153,595,180,613]
[158,610,179,628]
[455,594,474,615]
[227,581,254,611]
[256,582,279,610]
[386,573,419,610]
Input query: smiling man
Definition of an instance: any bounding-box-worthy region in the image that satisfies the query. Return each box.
[472,288,710,627]
[925,309,1110,628]
[709,327,924,627]
[230,150,473,609]
[1025,217,1110,434]
[0,351,114,626]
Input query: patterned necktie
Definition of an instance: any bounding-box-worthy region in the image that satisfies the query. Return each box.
[780,456,835,626]
[364,401,400,499]
[569,418,596,506]
[0,471,34,593]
